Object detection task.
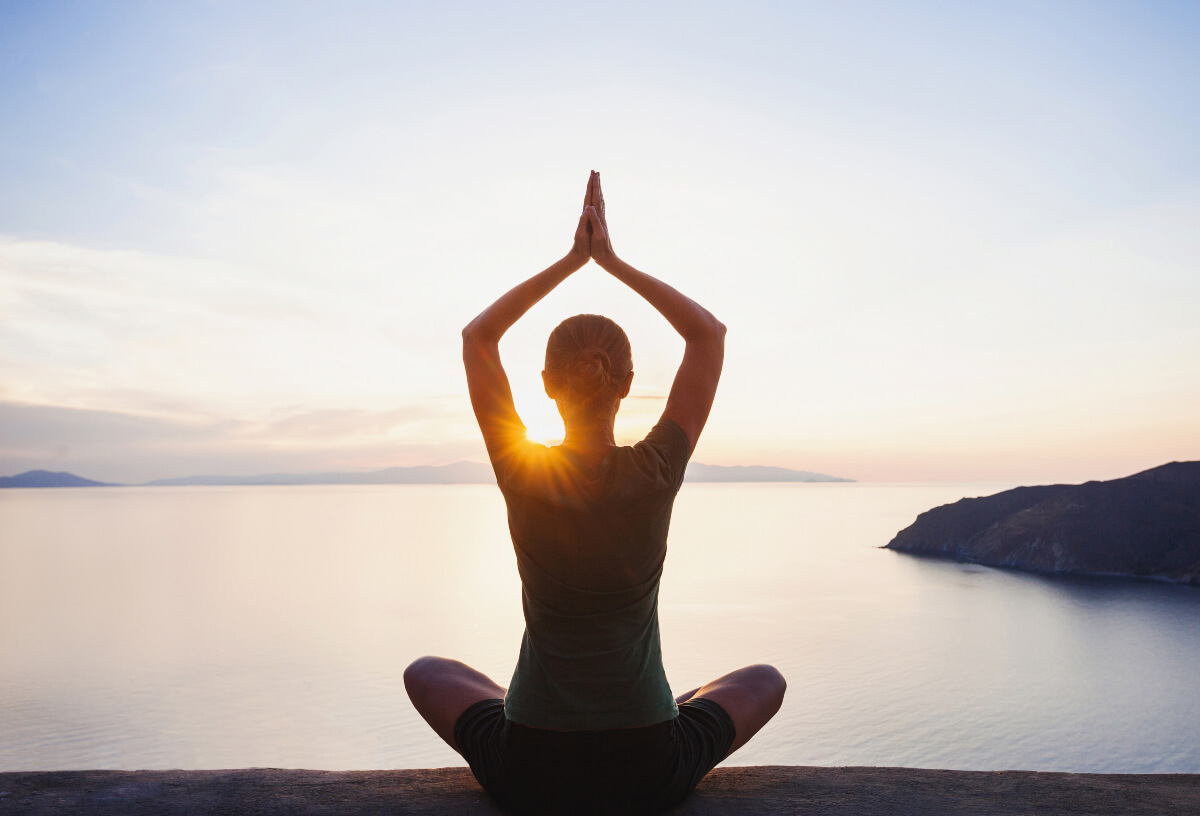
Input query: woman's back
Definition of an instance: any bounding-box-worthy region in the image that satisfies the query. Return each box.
[499,419,692,729]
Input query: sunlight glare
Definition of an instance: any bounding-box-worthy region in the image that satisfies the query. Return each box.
[523,413,565,446]
[511,382,564,446]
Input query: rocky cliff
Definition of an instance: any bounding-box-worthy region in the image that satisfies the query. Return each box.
[885,461,1200,586]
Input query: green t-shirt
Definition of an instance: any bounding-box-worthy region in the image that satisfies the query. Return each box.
[494,419,692,730]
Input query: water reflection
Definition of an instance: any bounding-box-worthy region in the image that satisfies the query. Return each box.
[1,483,1197,772]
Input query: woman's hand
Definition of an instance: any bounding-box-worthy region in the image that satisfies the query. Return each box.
[586,206,615,268]
[569,172,599,266]
[570,210,591,266]
[586,171,617,268]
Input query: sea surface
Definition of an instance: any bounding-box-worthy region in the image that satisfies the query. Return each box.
[2,482,1198,773]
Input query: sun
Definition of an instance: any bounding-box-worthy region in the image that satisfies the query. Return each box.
[523,412,565,446]
[509,381,565,446]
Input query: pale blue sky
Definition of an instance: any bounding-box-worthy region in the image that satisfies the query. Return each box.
[2,1,1198,482]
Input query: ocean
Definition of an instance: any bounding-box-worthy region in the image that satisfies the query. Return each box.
[2,482,1197,772]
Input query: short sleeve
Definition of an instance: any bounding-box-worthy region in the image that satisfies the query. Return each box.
[631,418,692,491]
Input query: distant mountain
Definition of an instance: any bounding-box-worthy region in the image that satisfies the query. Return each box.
[149,462,852,486]
[3,462,854,488]
[0,470,115,488]
[684,463,852,482]
[885,461,1200,586]
[146,462,495,486]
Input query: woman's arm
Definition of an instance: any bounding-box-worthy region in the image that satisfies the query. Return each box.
[584,178,726,452]
[463,180,593,462]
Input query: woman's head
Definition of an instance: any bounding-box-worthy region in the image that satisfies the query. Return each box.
[543,314,633,419]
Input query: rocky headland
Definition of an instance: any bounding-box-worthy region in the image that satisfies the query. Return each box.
[885,461,1200,586]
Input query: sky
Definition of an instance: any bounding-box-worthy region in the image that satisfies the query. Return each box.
[1,1,1198,484]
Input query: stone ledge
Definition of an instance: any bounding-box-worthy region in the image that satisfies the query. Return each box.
[1,766,1197,815]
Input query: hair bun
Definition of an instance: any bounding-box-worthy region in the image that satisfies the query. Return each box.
[569,349,613,396]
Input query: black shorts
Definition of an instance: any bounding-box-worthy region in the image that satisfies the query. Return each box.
[453,698,736,816]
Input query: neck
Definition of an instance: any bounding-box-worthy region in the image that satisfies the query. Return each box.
[559,406,618,453]
[561,422,616,451]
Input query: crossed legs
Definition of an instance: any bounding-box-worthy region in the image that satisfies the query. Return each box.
[404,656,785,759]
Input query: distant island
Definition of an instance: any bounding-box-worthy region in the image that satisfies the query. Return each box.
[145,462,495,486]
[0,470,114,488]
[684,463,852,483]
[885,461,1200,587]
[0,463,852,488]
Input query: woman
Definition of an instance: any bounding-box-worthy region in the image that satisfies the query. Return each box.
[405,172,786,815]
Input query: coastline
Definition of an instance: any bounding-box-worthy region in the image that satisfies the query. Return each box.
[887,548,1200,588]
[2,766,1197,815]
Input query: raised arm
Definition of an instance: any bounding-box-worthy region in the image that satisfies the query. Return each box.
[585,174,726,453]
[463,178,593,463]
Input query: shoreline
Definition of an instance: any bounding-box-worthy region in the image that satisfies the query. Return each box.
[886,548,1200,588]
[2,766,1197,815]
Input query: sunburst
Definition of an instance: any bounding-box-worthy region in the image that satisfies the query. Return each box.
[523,412,565,446]
[511,383,564,446]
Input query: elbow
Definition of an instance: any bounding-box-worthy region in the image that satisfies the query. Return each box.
[685,314,726,352]
[462,319,489,345]
[462,320,499,356]
[461,323,480,358]
[704,314,728,344]
[461,316,480,342]
[463,311,506,345]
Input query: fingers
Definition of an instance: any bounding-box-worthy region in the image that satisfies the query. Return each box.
[583,171,596,211]
[584,171,600,235]
[594,172,607,224]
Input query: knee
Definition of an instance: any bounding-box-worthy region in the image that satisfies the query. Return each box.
[749,663,787,707]
[404,655,449,696]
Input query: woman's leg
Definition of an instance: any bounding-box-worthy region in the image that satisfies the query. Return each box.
[688,664,786,758]
[404,656,507,752]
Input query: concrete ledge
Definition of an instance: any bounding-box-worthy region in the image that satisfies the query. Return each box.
[1,766,1197,815]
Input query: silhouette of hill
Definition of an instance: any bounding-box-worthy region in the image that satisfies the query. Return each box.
[885,461,1200,586]
[3,462,852,487]
[0,470,115,488]
[149,462,851,485]
[145,462,495,486]
[684,463,852,482]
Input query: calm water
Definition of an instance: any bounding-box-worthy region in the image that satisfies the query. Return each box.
[2,483,1198,772]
